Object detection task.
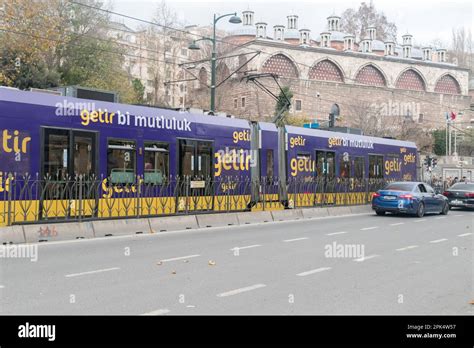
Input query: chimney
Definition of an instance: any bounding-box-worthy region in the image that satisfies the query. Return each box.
[320,31,331,48]
[344,34,355,51]
[256,22,267,39]
[361,37,372,53]
[384,41,395,56]
[242,10,254,26]
[287,14,298,30]
[327,15,341,31]
[422,46,432,61]
[274,25,285,41]
[436,48,447,63]
[299,28,310,45]
[367,25,376,40]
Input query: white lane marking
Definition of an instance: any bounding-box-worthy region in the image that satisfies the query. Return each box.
[142,309,170,315]
[160,254,200,262]
[230,244,261,251]
[0,285,4,289]
[65,267,120,278]
[297,267,332,277]
[326,231,347,236]
[353,254,380,262]
[429,238,448,244]
[435,217,447,220]
[454,214,464,217]
[186,305,195,308]
[413,219,427,223]
[390,222,404,226]
[360,226,378,230]
[458,233,472,237]
[217,284,266,297]
[396,245,419,251]
[283,237,308,242]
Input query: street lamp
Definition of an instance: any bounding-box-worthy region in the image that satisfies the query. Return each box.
[188,12,241,114]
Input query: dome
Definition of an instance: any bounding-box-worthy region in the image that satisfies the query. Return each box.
[371,40,385,51]
[411,47,423,59]
[228,27,257,36]
[284,28,300,39]
[328,31,350,41]
[394,46,423,59]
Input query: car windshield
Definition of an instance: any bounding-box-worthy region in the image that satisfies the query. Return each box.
[383,183,415,191]
[450,183,474,190]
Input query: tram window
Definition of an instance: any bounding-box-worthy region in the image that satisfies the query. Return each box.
[44,129,69,179]
[197,141,212,178]
[369,155,384,179]
[266,150,274,178]
[354,157,365,179]
[74,135,94,177]
[339,153,351,178]
[326,152,335,178]
[144,142,169,184]
[315,150,335,178]
[315,151,325,177]
[107,139,136,184]
[179,140,195,177]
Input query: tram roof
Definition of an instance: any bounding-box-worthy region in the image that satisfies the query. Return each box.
[0,88,251,129]
[286,125,417,148]
[258,122,278,131]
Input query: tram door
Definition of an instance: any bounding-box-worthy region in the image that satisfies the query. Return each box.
[178,139,213,212]
[315,150,335,180]
[315,150,335,204]
[368,155,384,179]
[41,128,98,219]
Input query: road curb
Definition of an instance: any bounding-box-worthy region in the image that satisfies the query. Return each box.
[149,215,198,232]
[1,204,372,244]
[23,221,94,243]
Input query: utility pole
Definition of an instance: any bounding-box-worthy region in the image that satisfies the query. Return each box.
[445,112,448,156]
[188,13,241,114]
[454,128,457,155]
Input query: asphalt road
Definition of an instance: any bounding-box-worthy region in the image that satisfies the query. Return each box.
[0,208,472,315]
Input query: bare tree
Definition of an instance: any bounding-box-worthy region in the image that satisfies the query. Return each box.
[340,1,397,41]
[450,27,473,71]
[142,0,189,107]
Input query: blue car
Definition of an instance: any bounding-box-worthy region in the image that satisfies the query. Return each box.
[372,181,449,217]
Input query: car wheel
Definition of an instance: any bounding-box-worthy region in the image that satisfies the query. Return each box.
[375,210,385,216]
[440,202,449,215]
[416,202,425,218]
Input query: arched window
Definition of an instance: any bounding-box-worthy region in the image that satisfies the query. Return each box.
[198,67,208,86]
[395,69,426,91]
[309,60,344,82]
[434,74,461,94]
[262,54,298,78]
[354,65,386,86]
[217,63,230,84]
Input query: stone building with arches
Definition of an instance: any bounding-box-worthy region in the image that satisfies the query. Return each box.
[189,10,471,140]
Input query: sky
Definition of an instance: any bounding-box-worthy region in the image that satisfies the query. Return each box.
[107,0,473,47]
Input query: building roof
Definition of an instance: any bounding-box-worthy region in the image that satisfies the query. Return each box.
[108,21,136,33]
[284,29,300,39]
[228,27,257,36]
[327,31,351,41]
